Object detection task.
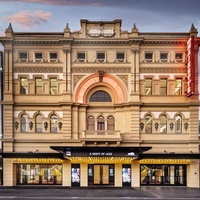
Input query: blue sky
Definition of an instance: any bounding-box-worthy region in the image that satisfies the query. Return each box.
[0,0,200,35]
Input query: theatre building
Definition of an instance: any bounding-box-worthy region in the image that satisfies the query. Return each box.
[0,20,200,187]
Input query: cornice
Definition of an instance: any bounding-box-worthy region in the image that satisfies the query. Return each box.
[1,37,197,47]
[72,67,131,73]
[14,67,63,73]
[140,67,187,73]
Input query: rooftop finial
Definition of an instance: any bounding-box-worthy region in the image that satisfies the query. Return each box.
[189,23,198,36]
[5,22,13,37]
[132,23,138,32]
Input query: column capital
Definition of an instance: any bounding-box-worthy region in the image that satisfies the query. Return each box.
[131,49,140,54]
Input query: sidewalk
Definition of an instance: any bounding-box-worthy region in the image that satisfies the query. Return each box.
[0,186,199,199]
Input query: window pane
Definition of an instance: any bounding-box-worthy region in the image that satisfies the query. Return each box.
[87,116,95,130]
[175,79,182,95]
[50,53,57,59]
[50,78,57,94]
[21,114,28,132]
[51,115,57,133]
[175,53,183,60]
[20,78,28,94]
[36,115,42,132]
[35,53,42,59]
[145,115,152,133]
[77,53,85,59]
[175,115,182,133]
[145,53,153,59]
[97,53,105,59]
[160,115,167,133]
[97,116,105,130]
[160,53,168,60]
[145,79,152,95]
[160,79,167,95]
[36,78,42,94]
[20,53,27,59]
[117,53,124,59]
[90,91,112,102]
[107,116,115,130]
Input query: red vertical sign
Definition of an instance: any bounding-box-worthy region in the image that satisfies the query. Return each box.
[187,36,195,97]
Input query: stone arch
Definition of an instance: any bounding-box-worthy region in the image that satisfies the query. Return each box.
[74,73,126,104]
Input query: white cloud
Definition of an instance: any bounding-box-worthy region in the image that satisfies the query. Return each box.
[3,10,52,27]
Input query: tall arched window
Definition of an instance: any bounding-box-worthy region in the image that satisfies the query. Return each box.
[160,115,167,133]
[90,91,112,102]
[21,114,28,132]
[87,116,95,130]
[50,115,57,133]
[97,115,105,130]
[107,116,115,130]
[36,114,42,133]
[145,114,152,133]
[175,115,182,133]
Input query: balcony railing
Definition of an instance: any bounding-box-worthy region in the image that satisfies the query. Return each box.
[80,130,123,141]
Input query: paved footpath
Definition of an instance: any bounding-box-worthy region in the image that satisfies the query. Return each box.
[0,186,200,199]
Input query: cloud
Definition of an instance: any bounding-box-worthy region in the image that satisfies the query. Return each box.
[0,0,102,6]
[0,31,5,36]
[2,10,52,27]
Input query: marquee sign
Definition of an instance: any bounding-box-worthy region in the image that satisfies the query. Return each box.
[186,36,195,97]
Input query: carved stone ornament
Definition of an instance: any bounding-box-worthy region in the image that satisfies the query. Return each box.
[14,121,19,130]
[44,122,48,130]
[184,122,188,131]
[154,122,159,131]
[58,122,62,130]
[86,25,115,38]
[140,122,144,131]
[170,122,174,131]
[29,122,33,130]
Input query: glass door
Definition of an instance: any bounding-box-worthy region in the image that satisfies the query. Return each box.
[94,165,109,185]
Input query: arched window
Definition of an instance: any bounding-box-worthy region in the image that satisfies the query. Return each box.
[97,115,105,130]
[50,115,57,133]
[87,116,95,130]
[21,114,28,132]
[145,114,152,133]
[35,114,42,133]
[160,115,167,133]
[175,115,182,133]
[107,116,115,130]
[90,91,112,102]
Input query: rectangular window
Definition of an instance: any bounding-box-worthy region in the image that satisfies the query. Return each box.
[175,79,182,95]
[145,78,152,95]
[49,53,57,61]
[35,78,42,94]
[145,53,153,62]
[50,78,57,95]
[160,53,168,62]
[116,52,125,62]
[77,52,86,62]
[35,53,42,61]
[97,52,105,62]
[160,79,167,95]
[19,52,28,62]
[175,53,183,62]
[20,78,28,94]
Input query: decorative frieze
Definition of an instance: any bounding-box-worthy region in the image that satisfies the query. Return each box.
[73,75,85,88]
[14,67,63,73]
[72,67,131,73]
[117,75,128,88]
[140,67,187,73]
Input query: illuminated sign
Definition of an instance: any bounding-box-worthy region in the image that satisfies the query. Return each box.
[186,36,195,97]
[65,150,137,157]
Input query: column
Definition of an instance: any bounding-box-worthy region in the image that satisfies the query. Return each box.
[62,106,72,139]
[115,163,122,187]
[62,160,71,186]
[80,163,88,186]
[131,160,140,187]
[130,48,140,102]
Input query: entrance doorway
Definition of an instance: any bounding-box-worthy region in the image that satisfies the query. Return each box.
[94,165,109,184]
[88,164,114,186]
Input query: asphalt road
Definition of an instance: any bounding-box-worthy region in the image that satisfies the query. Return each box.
[0,186,200,200]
